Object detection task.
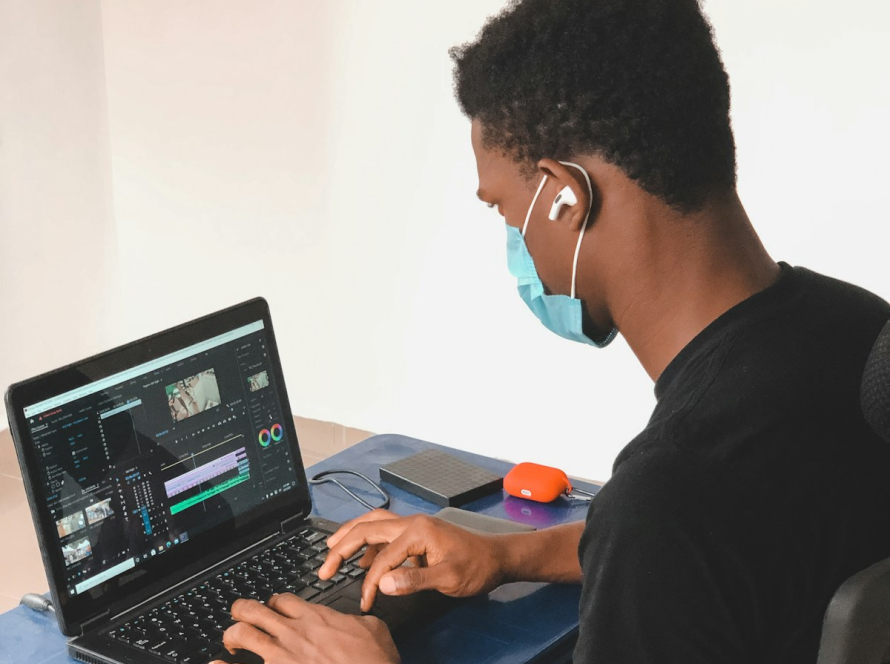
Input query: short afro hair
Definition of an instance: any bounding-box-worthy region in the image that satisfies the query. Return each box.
[450,0,737,213]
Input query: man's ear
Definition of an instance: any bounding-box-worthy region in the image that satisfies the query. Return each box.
[537,158,598,232]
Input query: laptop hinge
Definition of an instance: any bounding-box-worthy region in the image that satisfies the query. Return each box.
[80,609,111,636]
[280,511,306,534]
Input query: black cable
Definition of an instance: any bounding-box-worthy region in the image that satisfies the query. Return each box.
[308,470,390,511]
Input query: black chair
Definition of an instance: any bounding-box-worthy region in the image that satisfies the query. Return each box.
[816,320,890,664]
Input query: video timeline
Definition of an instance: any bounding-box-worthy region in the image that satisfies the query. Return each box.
[164,447,250,516]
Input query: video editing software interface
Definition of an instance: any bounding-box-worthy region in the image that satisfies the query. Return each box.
[22,321,300,599]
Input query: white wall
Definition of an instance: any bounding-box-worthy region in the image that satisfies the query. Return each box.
[0,0,117,400]
[2,1,888,482]
[705,0,890,295]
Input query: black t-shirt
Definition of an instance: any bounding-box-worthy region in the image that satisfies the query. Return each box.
[574,263,890,663]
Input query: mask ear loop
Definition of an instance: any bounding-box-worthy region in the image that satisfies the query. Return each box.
[521,175,549,237]
[558,161,594,299]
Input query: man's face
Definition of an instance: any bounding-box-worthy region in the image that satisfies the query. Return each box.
[470,120,583,299]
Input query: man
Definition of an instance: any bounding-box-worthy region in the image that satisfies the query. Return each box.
[215,0,890,662]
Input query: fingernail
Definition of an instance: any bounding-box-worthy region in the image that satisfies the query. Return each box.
[379,575,397,595]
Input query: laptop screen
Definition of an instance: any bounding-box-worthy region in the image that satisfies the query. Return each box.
[20,318,301,602]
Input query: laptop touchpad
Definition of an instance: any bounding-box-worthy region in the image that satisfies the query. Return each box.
[328,596,363,616]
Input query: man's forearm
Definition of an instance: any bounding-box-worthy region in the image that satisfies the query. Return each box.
[493,521,585,584]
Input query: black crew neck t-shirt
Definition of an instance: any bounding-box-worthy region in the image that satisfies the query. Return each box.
[574,264,890,663]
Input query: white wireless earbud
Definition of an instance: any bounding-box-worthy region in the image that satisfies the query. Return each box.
[548,186,577,221]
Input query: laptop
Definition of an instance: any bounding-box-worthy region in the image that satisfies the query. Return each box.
[5,298,451,664]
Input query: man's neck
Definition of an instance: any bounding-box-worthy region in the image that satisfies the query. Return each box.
[611,192,780,382]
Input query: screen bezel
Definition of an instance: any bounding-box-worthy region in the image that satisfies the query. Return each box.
[5,297,312,635]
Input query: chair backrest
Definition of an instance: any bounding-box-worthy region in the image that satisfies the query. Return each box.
[816,320,890,664]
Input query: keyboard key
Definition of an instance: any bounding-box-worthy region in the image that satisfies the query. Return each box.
[173,626,201,642]
[116,632,132,645]
[132,637,152,650]
[159,639,188,662]
[347,568,366,578]
[330,573,347,583]
[312,580,334,591]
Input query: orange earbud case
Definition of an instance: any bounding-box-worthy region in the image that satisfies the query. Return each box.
[504,462,572,503]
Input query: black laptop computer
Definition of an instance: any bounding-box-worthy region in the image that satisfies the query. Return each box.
[5,298,448,664]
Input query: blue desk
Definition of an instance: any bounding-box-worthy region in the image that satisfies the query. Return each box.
[0,434,598,664]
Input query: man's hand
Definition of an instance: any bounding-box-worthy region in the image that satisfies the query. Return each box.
[318,509,506,612]
[211,594,399,664]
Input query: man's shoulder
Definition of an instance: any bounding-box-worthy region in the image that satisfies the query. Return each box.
[669,266,889,433]
[588,445,727,530]
[792,266,889,331]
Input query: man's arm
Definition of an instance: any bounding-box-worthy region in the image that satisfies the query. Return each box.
[320,510,585,611]
[495,521,585,584]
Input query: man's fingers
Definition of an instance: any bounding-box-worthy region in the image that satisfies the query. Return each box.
[319,519,408,579]
[358,544,382,569]
[230,599,288,639]
[265,592,337,622]
[377,564,449,596]
[265,592,311,620]
[326,509,396,549]
[221,620,284,659]
[360,534,431,611]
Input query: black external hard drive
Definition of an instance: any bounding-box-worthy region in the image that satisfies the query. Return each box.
[379,449,504,507]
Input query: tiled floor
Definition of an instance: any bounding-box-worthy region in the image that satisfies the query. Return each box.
[0,417,373,614]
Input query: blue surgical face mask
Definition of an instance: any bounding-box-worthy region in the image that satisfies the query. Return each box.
[505,161,618,347]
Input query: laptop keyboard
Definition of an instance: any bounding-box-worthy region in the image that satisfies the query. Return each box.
[105,526,364,663]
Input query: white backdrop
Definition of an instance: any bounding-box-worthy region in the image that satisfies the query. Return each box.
[1,0,888,482]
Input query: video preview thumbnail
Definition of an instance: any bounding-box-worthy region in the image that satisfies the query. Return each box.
[62,537,92,566]
[56,512,86,538]
[167,369,221,422]
[248,370,269,393]
[85,498,113,525]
